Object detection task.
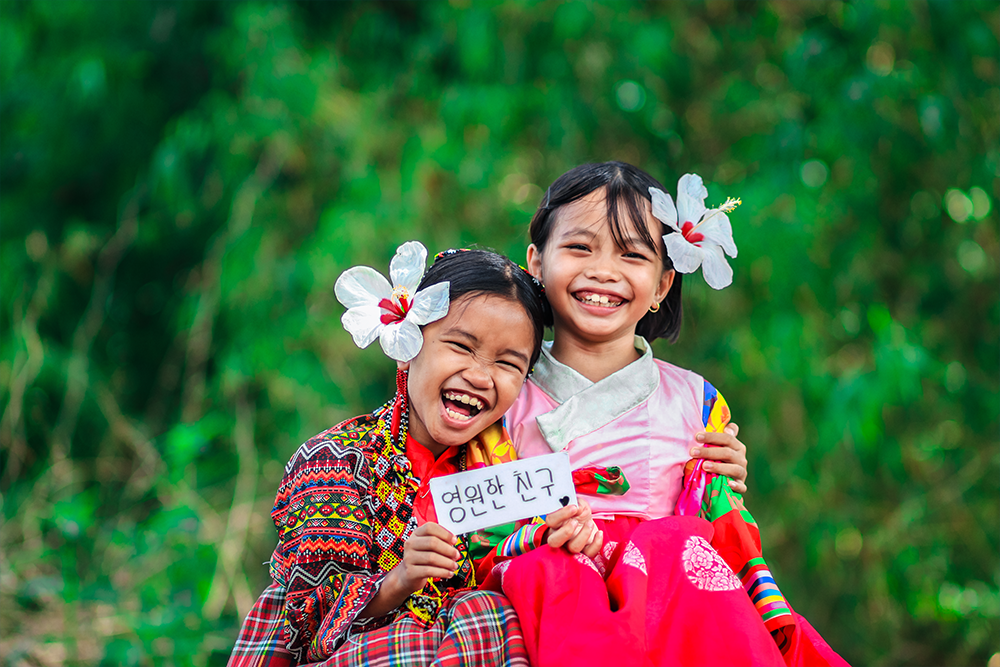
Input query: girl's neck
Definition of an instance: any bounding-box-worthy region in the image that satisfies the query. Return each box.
[549,333,642,383]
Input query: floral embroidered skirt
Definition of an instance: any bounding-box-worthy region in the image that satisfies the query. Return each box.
[482,514,847,667]
[229,588,528,667]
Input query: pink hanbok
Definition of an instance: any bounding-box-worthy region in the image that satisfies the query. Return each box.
[477,339,848,666]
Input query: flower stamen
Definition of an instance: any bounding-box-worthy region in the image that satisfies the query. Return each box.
[686,197,741,237]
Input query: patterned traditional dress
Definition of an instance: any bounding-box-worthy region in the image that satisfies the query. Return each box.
[228,397,528,667]
[476,338,848,667]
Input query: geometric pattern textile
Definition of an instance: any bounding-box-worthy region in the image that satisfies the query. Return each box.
[241,398,480,664]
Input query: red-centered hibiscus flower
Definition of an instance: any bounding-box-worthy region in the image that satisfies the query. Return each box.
[334,241,450,362]
[649,174,740,290]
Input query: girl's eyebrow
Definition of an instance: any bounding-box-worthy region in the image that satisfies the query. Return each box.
[558,227,598,240]
[445,328,530,365]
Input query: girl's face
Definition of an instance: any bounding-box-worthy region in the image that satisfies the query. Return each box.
[527,188,675,347]
[401,293,535,456]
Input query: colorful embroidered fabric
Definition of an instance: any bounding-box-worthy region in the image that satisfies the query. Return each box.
[466,419,518,468]
[677,381,796,648]
[269,400,477,663]
[471,518,549,583]
[572,465,631,496]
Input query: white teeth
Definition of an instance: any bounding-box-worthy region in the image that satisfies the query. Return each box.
[445,407,472,421]
[444,392,484,411]
[580,293,620,306]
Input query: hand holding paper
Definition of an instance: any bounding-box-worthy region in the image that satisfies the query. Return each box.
[429,452,578,535]
[544,500,603,558]
[363,523,461,618]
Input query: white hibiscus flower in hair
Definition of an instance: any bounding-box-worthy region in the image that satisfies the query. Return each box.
[649,174,741,289]
[334,241,450,362]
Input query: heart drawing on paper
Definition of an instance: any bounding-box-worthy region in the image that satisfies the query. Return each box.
[559,496,570,506]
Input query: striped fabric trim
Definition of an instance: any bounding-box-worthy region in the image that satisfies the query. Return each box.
[498,521,548,558]
[739,558,793,631]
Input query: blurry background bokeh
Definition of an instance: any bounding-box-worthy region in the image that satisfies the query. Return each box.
[1,1,997,665]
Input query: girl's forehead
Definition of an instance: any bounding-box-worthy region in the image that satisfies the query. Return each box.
[444,293,531,330]
[434,293,535,354]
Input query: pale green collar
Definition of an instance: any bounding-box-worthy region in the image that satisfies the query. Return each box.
[531,336,660,452]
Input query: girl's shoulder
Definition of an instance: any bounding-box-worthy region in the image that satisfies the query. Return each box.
[651,356,708,391]
[650,357,726,416]
[283,414,382,476]
[272,415,384,517]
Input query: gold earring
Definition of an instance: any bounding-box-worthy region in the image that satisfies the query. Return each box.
[649,302,660,313]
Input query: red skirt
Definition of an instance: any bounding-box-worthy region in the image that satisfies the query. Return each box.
[482,515,846,667]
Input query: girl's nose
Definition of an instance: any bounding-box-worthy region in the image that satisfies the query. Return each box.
[585,254,620,282]
[462,361,494,389]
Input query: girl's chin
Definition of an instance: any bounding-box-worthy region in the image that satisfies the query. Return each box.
[434,413,482,442]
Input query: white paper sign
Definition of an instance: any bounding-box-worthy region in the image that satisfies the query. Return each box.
[429,452,578,534]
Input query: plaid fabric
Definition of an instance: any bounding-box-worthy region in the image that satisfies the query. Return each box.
[308,591,528,667]
[229,584,295,667]
[230,588,527,667]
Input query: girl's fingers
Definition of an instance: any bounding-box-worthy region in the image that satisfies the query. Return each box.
[703,462,748,483]
[582,528,604,559]
[406,535,462,560]
[544,505,580,530]
[407,549,459,571]
[690,445,746,464]
[414,522,457,543]
[546,520,580,549]
[728,479,748,495]
[410,565,458,581]
[566,521,597,553]
[725,422,740,437]
[694,431,746,451]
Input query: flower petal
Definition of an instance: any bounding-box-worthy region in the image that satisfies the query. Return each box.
[390,241,428,293]
[407,281,451,325]
[699,244,734,289]
[698,210,738,258]
[341,305,385,348]
[663,232,705,274]
[379,319,424,362]
[649,187,680,232]
[676,174,708,225]
[335,267,391,309]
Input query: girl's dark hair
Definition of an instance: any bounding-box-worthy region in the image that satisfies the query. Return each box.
[417,249,549,370]
[529,161,683,343]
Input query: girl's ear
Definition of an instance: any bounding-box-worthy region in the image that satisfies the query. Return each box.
[654,269,676,304]
[397,360,410,372]
[526,244,543,282]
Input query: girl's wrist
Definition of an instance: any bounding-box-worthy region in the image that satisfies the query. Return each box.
[385,565,412,599]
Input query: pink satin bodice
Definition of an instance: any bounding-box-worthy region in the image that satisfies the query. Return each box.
[507,356,705,521]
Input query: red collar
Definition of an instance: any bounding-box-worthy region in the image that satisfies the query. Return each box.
[405,433,463,524]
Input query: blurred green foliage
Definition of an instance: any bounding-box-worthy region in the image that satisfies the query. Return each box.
[1,1,997,665]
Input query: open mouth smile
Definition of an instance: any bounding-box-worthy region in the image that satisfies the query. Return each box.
[573,291,625,308]
[442,390,488,422]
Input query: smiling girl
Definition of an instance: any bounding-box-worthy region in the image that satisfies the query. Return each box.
[478,162,848,666]
[229,244,546,667]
